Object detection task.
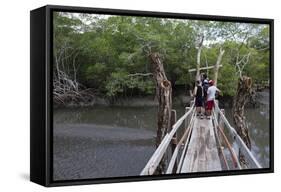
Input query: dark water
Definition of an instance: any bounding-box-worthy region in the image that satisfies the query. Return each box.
[224,91,270,168]
[53,106,163,180]
[53,92,270,180]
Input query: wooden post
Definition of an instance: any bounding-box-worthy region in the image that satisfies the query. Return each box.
[185,100,194,127]
[218,109,225,147]
[190,100,195,107]
[185,107,190,128]
[149,52,172,173]
[187,100,194,125]
[214,100,219,120]
[170,109,177,173]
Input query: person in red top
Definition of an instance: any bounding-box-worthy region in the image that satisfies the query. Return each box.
[206,80,221,119]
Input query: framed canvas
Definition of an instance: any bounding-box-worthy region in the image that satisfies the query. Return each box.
[30,5,274,187]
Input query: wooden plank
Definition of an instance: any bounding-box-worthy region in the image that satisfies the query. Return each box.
[167,110,196,174]
[176,112,196,173]
[181,119,201,172]
[205,119,222,171]
[180,118,222,173]
[213,111,230,170]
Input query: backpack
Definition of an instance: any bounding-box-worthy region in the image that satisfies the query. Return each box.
[203,83,209,96]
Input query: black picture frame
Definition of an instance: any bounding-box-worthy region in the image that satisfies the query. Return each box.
[30,4,274,187]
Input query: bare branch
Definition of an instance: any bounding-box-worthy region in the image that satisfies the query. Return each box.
[213,48,225,85]
[196,34,204,79]
[128,73,153,77]
[235,52,251,78]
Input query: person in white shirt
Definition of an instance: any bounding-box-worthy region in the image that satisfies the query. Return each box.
[206,80,221,119]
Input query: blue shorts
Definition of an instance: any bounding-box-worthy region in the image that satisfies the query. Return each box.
[195,97,204,107]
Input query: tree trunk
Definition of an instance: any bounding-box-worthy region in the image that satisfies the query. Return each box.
[196,35,204,80]
[233,76,253,150]
[149,53,172,173]
[149,53,172,147]
[213,48,225,86]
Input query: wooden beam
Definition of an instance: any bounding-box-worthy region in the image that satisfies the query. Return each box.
[188,65,222,73]
[184,107,190,128]
[170,110,178,173]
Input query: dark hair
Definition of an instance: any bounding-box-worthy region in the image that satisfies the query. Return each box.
[196,80,200,85]
[203,74,207,79]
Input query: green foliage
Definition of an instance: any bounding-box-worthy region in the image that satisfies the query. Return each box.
[217,64,238,96]
[105,71,128,97]
[53,13,270,99]
[105,71,154,97]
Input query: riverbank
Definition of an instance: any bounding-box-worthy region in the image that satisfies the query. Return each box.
[54,94,193,108]
[54,89,268,108]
